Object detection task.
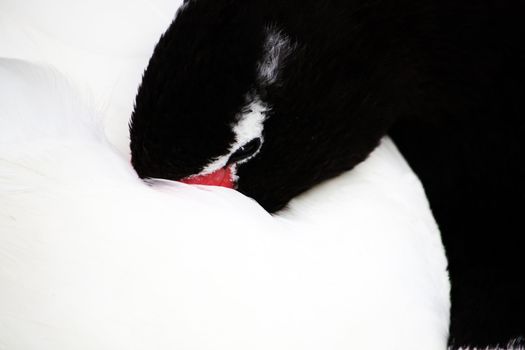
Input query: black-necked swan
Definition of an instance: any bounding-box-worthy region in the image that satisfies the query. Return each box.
[128,1,525,348]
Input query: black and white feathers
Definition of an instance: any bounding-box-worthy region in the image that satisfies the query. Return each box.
[131,0,400,209]
[129,0,524,348]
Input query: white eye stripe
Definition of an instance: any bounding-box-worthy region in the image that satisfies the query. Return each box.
[232,99,266,150]
[196,98,267,177]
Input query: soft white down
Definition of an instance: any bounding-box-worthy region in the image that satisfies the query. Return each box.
[0,58,449,350]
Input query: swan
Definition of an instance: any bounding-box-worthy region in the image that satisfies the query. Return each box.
[0,58,448,349]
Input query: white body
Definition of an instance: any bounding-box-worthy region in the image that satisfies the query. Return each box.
[0,59,449,349]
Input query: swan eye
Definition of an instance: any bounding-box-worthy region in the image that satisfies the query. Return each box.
[228,138,262,164]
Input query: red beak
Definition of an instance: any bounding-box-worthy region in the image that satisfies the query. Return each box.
[180,167,234,189]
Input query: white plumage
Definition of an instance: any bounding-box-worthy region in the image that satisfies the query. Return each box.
[0,1,450,349]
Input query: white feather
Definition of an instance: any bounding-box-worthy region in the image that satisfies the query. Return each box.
[0,0,180,157]
[0,58,449,350]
